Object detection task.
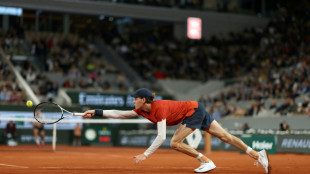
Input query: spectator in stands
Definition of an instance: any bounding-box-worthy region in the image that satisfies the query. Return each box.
[298,80,310,94]
[68,65,81,80]
[274,98,291,116]
[102,81,112,90]
[79,80,88,89]
[38,82,48,96]
[0,86,10,103]
[241,123,250,133]
[251,104,259,117]
[257,105,269,117]
[286,98,298,116]
[226,104,246,117]
[245,101,256,117]
[50,82,59,96]
[296,103,305,115]
[301,96,309,108]
[19,90,27,104]
[5,120,17,142]
[210,106,221,119]
[63,78,77,88]
[221,104,231,117]
[306,104,310,116]
[0,62,13,81]
[269,99,277,110]
[25,69,37,84]
[118,81,128,91]
[9,89,20,103]
[279,121,291,131]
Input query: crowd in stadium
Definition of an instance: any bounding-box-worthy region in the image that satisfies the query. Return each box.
[25,31,130,91]
[0,27,132,102]
[198,4,310,118]
[107,2,310,118]
[0,58,27,104]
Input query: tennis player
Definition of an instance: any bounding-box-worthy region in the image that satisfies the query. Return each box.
[83,88,270,173]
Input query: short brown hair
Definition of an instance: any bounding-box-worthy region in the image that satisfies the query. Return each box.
[145,93,156,103]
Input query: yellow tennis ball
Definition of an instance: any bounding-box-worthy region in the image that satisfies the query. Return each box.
[26,100,33,107]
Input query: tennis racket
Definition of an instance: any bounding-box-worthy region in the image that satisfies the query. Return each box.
[34,102,84,124]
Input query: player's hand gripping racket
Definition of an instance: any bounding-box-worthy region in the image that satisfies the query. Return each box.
[34,102,83,124]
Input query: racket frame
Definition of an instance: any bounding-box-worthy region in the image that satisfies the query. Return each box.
[34,102,83,124]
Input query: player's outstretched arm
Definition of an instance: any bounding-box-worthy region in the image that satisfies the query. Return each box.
[83,110,138,119]
[134,119,166,164]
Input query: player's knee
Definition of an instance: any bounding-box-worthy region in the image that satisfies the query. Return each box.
[219,134,232,143]
[170,140,180,150]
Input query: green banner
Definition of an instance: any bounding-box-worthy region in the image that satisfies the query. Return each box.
[241,134,276,154]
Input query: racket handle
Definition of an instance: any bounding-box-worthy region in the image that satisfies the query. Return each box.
[73,113,84,116]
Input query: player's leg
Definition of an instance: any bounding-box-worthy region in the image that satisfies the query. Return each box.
[170,124,206,159]
[206,120,270,173]
[170,124,216,173]
[206,120,259,159]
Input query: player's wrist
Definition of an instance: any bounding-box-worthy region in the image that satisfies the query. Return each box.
[143,152,149,158]
[94,109,103,116]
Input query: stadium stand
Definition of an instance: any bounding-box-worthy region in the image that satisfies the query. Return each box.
[0,28,29,105]
[197,3,310,118]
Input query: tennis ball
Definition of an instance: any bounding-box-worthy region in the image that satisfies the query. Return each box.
[26,100,33,107]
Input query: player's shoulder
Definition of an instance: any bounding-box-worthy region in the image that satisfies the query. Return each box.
[152,100,179,107]
[153,100,172,104]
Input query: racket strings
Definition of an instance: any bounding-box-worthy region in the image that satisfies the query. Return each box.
[34,103,63,124]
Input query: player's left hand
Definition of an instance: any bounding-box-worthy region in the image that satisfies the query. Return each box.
[133,154,147,164]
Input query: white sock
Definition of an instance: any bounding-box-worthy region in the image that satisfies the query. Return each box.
[196,153,203,163]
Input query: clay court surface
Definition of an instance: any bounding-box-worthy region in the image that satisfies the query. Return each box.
[0,145,309,174]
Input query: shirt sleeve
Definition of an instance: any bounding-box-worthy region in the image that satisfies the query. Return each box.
[143,119,166,157]
[133,109,141,115]
[103,110,138,118]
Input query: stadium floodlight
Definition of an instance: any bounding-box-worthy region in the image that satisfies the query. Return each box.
[187,17,202,40]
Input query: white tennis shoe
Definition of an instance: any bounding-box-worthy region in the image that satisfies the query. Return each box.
[257,150,270,174]
[194,160,216,173]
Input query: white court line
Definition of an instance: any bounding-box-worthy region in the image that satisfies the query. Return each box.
[39,167,62,169]
[100,166,194,169]
[36,166,232,170]
[38,166,231,169]
[149,166,231,169]
[0,163,28,168]
[39,166,86,169]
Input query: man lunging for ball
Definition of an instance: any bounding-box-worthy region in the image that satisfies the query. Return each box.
[83,88,270,173]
